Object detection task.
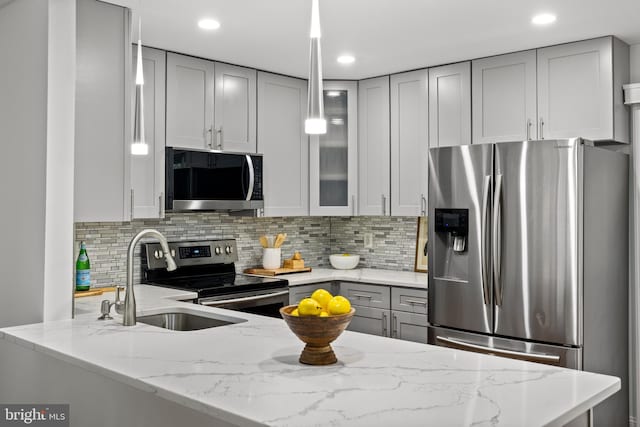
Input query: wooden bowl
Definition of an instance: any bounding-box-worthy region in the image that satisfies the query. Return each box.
[280,305,355,365]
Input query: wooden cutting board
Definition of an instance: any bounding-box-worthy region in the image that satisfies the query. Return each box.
[244,267,312,276]
[74,287,118,298]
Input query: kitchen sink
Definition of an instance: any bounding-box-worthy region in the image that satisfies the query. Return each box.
[137,310,246,331]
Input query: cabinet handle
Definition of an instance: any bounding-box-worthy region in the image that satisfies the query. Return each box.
[352,195,356,216]
[352,293,373,300]
[405,299,427,306]
[539,118,544,140]
[381,194,387,216]
[130,189,134,219]
[158,192,163,218]
[526,119,532,140]
[216,126,224,150]
[420,194,427,217]
[206,126,214,149]
[392,313,398,338]
[382,312,388,337]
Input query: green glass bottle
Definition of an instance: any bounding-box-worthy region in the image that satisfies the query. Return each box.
[75,241,91,291]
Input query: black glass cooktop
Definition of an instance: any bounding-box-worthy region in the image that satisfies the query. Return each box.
[148,274,288,299]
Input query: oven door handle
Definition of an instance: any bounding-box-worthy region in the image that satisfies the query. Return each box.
[200,290,289,306]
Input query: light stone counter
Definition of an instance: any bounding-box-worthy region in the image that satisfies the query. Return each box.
[0,285,619,427]
[260,267,429,290]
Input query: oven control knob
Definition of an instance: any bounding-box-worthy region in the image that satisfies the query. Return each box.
[154,250,164,259]
[214,247,222,255]
[225,246,233,254]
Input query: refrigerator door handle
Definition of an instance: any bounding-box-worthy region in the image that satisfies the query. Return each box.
[435,336,561,363]
[481,175,491,305]
[492,174,503,306]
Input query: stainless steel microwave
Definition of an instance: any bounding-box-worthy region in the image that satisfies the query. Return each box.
[165,147,264,211]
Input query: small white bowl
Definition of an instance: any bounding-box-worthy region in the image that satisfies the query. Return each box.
[329,254,360,270]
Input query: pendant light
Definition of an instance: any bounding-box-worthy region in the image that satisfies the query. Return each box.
[131,18,148,155]
[304,0,326,135]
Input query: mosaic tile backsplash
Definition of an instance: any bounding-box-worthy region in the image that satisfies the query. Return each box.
[75,213,419,287]
[330,216,418,271]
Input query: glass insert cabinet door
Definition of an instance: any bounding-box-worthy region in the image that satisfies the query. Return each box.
[309,81,358,216]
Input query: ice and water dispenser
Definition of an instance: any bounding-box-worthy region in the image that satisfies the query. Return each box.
[433,208,469,280]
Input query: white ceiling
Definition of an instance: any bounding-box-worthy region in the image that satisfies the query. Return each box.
[108,0,640,80]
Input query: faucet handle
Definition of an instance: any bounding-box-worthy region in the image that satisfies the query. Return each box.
[98,300,114,320]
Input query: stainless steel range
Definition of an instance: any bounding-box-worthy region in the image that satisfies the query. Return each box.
[141,240,289,317]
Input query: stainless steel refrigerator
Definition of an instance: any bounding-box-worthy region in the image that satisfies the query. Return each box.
[427,138,629,426]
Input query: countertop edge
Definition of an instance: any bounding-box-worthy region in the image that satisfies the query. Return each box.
[543,378,621,426]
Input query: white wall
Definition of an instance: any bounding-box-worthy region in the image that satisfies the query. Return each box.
[43,0,75,321]
[631,44,640,82]
[0,0,48,327]
[630,42,640,426]
[0,0,75,327]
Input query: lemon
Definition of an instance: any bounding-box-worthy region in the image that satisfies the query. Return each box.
[311,288,333,310]
[298,298,323,316]
[291,308,299,317]
[327,295,351,315]
[342,253,350,256]
[319,311,329,317]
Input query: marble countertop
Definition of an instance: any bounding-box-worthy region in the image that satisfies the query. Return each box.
[2,286,620,426]
[258,268,429,290]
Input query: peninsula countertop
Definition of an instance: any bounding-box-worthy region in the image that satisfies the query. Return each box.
[1,285,619,427]
[254,267,429,290]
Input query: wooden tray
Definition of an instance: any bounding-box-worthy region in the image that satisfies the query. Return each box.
[244,267,312,276]
[74,286,118,298]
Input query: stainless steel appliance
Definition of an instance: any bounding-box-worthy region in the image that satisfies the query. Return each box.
[142,240,288,317]
[165,147,264,212]
[428,138,629,426]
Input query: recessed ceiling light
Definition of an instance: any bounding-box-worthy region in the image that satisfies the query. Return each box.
[327,91,341,97]
[531,13,556,26]
[337,55,355,65]
[198,18,221,30]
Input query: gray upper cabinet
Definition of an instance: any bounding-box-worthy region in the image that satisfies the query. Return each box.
[358,76,390,216]
[257,72,308,216]
[472,50,537,144]
[309,81,358,216]
[390,69,429,216]
[428,62,471,147]
[75,0,130,222]
[166,55,257,152]
[131,46,166,219]
[537,37,629,143]
[214,63,257,152]
[166,53,214,150]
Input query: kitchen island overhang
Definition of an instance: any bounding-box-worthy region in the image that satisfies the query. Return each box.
[0,287,620,427]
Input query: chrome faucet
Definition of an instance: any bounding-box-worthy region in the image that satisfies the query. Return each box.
[123,229,177,326]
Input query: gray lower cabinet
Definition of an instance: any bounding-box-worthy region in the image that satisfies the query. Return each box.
[390,311,429,344]
[347,306,391,337]
[289,282,427,342]
[391,286,428,315]
[339,282,390,310]
[289,283,337,305]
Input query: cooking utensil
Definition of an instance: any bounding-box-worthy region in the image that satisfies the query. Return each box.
[259,235,270,248]
[273,233,287,248]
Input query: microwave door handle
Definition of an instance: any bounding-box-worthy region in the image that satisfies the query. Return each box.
[245,155,255,201]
